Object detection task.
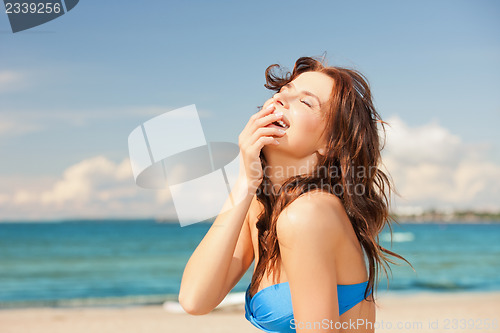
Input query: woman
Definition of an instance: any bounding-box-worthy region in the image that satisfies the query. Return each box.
[179,56,412,332]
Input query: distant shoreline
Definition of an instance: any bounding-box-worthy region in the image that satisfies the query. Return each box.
[391,210,500,224]
[396,219,500,224]
[0,214,499,224]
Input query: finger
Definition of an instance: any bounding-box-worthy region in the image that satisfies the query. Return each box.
[250,103,276,123]
[240,102,279,144]
[253,110,283,129]
[240,124,284,150]
[242,103,276,136]
[254,136,280,151]
[250,127,286,144]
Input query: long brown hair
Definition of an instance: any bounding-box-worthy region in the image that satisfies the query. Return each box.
[248,55,414,305]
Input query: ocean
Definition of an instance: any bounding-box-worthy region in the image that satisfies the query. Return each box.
[0,220,499,309]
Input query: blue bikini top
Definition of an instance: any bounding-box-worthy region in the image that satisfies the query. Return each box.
[245,280,371,333]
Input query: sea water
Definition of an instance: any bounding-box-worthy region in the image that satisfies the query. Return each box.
[0,220,499,308]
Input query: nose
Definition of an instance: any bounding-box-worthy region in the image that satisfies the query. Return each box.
[273,91,290,109]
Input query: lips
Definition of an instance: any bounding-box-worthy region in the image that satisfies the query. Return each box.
[271,112,290,129]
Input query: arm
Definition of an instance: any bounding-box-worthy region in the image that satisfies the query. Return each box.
[277,191,344,332]
[221,194,261,297]
[179,102,284,315]
[178,177,255,315]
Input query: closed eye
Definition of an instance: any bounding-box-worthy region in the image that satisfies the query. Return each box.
[279,84,315,108]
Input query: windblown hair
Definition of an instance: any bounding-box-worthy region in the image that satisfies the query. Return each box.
[248,55,413,305]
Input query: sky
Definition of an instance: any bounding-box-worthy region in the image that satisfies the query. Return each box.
[0,0,499,221]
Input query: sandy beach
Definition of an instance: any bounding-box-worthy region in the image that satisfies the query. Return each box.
[1,292,499,333]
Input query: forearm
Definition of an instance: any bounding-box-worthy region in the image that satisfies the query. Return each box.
[178,177,254,312]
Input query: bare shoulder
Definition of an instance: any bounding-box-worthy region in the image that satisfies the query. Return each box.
[275,191,348,324]
[276,190,346,250]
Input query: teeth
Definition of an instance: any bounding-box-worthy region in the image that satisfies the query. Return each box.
[277,120,289,129]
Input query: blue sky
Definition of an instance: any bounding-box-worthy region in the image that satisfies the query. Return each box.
[0,1,499,220]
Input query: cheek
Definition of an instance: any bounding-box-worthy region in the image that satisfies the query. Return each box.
[294,113,324,136]
[286,114,325,150]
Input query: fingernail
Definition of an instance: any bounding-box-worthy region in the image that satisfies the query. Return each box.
[278,129,285,134]
[265,104,275,110]
[274,110,283,116]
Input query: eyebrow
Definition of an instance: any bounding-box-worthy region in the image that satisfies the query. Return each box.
[284,82,322,108]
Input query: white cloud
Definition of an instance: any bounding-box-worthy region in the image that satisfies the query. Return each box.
[382,117,462,165]
[382,115,500,212]
[0,151,242,223]
[0,116,498,221]
[0,156,177,221]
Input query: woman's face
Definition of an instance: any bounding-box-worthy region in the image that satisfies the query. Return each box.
[262,71,334,159]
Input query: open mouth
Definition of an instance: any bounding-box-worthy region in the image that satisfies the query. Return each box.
[271,116,290,129]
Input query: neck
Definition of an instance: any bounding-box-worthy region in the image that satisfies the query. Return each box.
[263,151,319,191]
